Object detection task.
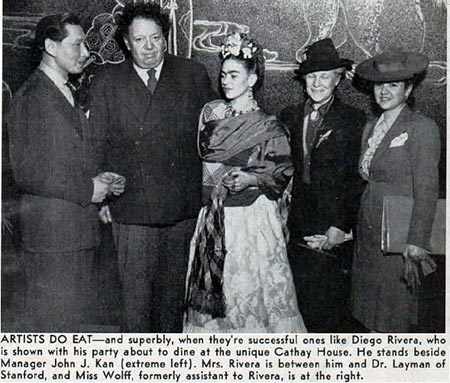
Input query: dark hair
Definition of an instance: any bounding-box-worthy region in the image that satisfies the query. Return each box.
[34,13,81,51]
[115,1,171,43]
[221,53,265,92]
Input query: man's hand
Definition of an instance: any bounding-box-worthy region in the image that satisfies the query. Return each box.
[98,172,126,196]
[99,205,112,223]
[92,176,110,203]
[322,226,346,250]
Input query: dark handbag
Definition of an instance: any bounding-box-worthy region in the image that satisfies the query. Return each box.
[381,196,445,255]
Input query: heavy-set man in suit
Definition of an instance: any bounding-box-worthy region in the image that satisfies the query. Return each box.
[8,13,124,332]
[278,38,366,332]
[89,2,215,332]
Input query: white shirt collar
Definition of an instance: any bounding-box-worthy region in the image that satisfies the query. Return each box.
[39,61,69,89]
[133,59,164,85]
[39,61,74,106]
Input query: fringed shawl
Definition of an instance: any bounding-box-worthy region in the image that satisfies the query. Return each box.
[186,108,287,318]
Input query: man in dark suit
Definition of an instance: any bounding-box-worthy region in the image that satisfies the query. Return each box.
[278,38,366,332]
[7,13,124,331]
[89,2,215,332]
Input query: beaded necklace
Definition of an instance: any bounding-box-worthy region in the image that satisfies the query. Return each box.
[224,98,260,118]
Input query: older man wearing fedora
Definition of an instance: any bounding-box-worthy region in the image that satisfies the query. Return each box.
[278,38,366,332]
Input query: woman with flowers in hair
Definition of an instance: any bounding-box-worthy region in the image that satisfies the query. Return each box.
[184,33,306,332]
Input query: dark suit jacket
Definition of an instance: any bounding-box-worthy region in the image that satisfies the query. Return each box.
[88,55,215,225]
[8,69,100,252]
[278,98,366,242]
[358,106,441,249]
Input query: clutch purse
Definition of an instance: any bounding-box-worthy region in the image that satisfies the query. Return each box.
[381,196,445,255]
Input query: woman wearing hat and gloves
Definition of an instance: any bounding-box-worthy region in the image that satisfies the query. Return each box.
[351,50,440,332]
[278,38,366,331]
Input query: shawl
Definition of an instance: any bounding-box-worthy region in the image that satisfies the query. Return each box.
[186,108,287,318]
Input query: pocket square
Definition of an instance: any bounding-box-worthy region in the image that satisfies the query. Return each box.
[390,132,408,147]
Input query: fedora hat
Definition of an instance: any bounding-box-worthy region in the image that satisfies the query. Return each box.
[356,50,429,82]
[295,38,353,76]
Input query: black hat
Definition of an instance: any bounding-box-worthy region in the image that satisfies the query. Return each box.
[295,38,353,76]
[355,50,429,82]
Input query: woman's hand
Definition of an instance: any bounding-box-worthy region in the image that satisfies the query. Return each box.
[403,244,429,262]
[322,226,346,250]
[222,170,257,193]
[402,244,436,293]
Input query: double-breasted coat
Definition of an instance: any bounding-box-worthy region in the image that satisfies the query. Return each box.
[88,55,215,332]
[89,55,216,225]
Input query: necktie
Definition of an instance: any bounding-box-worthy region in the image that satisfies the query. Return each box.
[65,81,79,107]
[310,103,320,121]
[305,104,320,152]
[65,81,85,137]
[146,68,157,94]
[303,104,321,184]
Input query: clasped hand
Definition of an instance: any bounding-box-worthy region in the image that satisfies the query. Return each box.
[91,172,126,203]
[222,170,257,193]
[304,226,346,251]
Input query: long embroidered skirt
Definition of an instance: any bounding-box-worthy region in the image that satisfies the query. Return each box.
[184,195,306,332]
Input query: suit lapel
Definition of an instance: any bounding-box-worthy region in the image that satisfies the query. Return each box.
[291,103,305,166]
[319,98,345,134]
[359,119,377,164]
[371,106,412,163]
[309,98,345,153]
[37,70,85,138]
[151,55,179,98]
[146,56,180,110]
[119,61,153,123]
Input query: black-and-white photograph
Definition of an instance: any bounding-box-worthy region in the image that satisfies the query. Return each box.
[2,0,446,338]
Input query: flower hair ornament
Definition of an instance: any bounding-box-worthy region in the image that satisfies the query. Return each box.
[220,33,261,60]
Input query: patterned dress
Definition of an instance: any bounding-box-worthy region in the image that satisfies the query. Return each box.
[183,100,306,332]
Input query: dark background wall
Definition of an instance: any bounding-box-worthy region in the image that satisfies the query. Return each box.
[3,0,447,194]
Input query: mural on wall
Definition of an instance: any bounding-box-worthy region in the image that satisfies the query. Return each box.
[3,0,446,82]
[191,0,445,87]
[2,0,447,126]
[1,0,448,199]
